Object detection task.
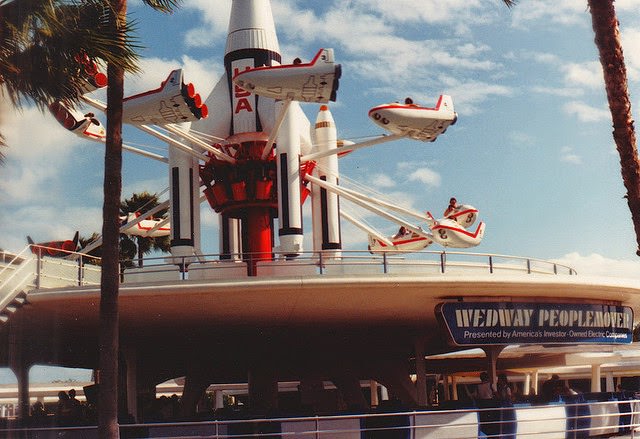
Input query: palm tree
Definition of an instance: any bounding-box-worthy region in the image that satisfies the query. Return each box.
[120,191,171,267]
[1,2,174,435]
[0,0,136,163]
[79,233,104,265]
[585,1,640,256]
[0,0,142,115]
[99,2,178,437]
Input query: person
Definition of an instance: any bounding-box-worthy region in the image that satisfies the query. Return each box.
[496,373,512,402]
[31,401,48,425]
[527,385,537,402]
[541,374,560,402]
[56,390,74,425]
[473,372,494,400]
[444,197,459,218]
[404,97,414,105]
[393,226,408,239]
[68,388,83,421]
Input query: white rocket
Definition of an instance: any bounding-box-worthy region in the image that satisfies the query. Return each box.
[311,105,342,256]
[190,0,316,257]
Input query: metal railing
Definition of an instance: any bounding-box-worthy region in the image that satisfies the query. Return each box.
[0,247,577,294]
[127,249,577,282]
[2,398,638,438]
[0,246,103,324]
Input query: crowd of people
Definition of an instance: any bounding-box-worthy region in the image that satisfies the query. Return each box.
[28,388,188,426]
[465,372,584,406]
[28,388,96,426]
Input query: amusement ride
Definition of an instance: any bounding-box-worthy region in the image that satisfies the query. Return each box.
[45,13,484,270]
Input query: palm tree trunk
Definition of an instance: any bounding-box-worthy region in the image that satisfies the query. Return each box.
[588,0,640,256]
[137,238,144,268]
[99,1,127,437]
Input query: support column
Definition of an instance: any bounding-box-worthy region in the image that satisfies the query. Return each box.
[331,373,368,411]
[214,390,224,410]
[13,365,29,425]
[248,367,278,415]
[591,364,602,392]
[180,369,211,419]
[442,374,450,401]
[123,347,138,421]
[531,370,539,395]
[483,346,504,385]
[373,360,418,408]
[523,372,531,396]
[8,314,30,425]
[451,376,459,401]
[415,339,427,407]
[370,380,379,407]
[605,372,614,392]
[380,385,389,401]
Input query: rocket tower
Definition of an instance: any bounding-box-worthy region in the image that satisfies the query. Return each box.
[193,0,321,273]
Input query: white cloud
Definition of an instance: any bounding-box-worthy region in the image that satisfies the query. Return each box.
[0,106,84,205]
[531,86,584,98]
[408,168,441,187]
[561,62,603,89]
[353,0,485,24]
[617,0,640,12]
[563,101,610,123]
[1,205,103,253]
[507,131,536,147]
[124,56,221,99]
[438,79,512,115]
[372,173,395,188]
[555,252,640,280]
[269,1,504,104]
[181,0,232,48]
[620,27,640,82]
[510,0,586,28]
[531,52,561,65]
[560,146,582,165]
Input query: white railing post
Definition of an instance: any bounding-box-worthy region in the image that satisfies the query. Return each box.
[36,248,41,289]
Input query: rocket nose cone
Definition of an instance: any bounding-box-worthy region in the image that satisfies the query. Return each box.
[225,0,280,55]
[315,104,335,126]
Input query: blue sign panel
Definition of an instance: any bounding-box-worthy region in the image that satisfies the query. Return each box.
[436,302,634,346]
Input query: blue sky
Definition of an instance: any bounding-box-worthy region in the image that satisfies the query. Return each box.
[3,2,640,279]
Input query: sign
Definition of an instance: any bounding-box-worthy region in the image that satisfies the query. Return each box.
[436,302,634,346]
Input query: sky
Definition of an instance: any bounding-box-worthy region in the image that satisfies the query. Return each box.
[2,4,640,276]
[2,0,640,384]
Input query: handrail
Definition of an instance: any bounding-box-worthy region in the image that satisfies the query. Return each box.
[145,249,578,277]
[0,246,33,280]
[2,398,638,438]
[0,252,36,314]
[1,247,579,294]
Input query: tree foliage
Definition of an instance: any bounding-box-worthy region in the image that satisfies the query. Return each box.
[120,191,171,267]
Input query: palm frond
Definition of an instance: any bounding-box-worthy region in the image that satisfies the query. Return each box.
[1,0,141,109]
[141,0,181,14]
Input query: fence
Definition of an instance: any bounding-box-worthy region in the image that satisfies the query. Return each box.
[2,397,638,438]
[121,250,577,283]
